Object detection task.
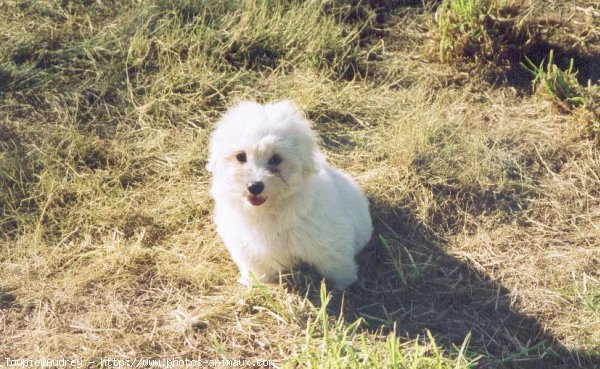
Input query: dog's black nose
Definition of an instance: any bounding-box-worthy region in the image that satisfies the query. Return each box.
[247,181,264,195]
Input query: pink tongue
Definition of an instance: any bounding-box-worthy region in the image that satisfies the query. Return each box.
[248,196,266,206]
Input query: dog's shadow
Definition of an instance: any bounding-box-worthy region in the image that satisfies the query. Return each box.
[288,203,599,369]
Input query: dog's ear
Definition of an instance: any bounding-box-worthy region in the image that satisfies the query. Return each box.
[206,140,220,173]
[268,100,321,175]
[206,124,219,173]
[303,151,321,176]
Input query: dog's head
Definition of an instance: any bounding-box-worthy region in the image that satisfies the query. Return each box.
[207,100,320,209]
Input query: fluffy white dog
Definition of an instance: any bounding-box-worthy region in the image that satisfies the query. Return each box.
[207,100,373,289]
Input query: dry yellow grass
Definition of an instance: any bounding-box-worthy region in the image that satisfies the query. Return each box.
[1,0,599,368]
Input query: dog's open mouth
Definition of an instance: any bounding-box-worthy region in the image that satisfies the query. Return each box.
[247,195,266,206]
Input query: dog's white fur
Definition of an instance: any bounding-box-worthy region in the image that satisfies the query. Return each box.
[207,100,373,289]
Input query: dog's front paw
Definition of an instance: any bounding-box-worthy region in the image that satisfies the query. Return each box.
[331,276,357,290]
[315,260,358,290]
[237,276,251,287]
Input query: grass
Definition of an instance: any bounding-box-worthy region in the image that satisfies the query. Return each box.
[522,48,600,141]
[578,274,600,314]
[1,0,600,368]
[435,0,492,62]
[522,49,587,109]
[288,283,480,369]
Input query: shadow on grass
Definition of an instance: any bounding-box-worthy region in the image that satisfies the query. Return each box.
[491,38,600,93]
[292,202,599,369]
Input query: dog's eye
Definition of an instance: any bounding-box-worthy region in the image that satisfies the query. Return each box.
[235,152,247,163]
[268,154,282,166]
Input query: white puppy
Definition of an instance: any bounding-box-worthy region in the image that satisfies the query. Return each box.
[207,100,373,289]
